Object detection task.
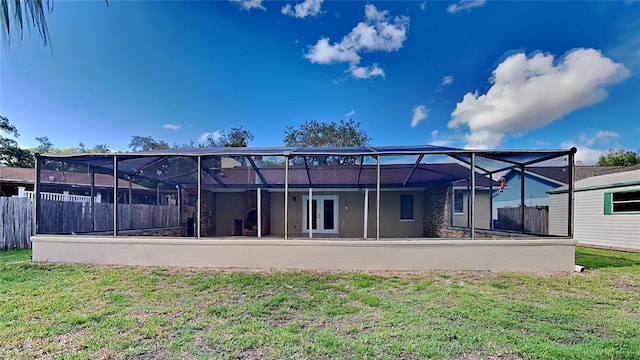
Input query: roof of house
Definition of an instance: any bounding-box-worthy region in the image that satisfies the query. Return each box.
[211,163,492,188]
[0,167,150,190]
[549,168,640,194]
[575,164,640,181]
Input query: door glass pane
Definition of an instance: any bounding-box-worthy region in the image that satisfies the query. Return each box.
[324,199,334,230]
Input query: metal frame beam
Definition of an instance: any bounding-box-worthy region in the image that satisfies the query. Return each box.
[247,156,269,187]
[402,154,424,187]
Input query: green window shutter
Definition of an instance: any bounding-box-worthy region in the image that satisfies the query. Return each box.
[604,192,612,215]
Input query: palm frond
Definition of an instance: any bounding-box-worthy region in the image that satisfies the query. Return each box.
[1,0,52,45]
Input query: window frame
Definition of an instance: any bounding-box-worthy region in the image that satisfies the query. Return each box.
[604,190,640,215]
[453,190,464,214]
[400,194,414,221]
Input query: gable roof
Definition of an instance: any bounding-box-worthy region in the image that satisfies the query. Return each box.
[502,166,569,186]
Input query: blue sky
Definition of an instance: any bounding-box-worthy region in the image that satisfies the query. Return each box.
[1,0,639,164]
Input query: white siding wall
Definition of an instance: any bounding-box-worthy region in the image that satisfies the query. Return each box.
[548,193,568,236]
[573,185,640,250]
[452,191,492,229]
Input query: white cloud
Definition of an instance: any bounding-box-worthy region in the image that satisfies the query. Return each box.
[351,64,385,79]
[282,0,323,18]
[561,141,603,166]
[560,129,622,165]
[198,130,223,143]
[431,130,439,138]
[411,105,429,127]
[447,0,486,14]
[420,2,427,11]
[229,0,265,12]
[345,109,356,118]
[441,75,454,86]
[163,124,180,130]
[448,48,630,149]
[305,4,409,79]
[578,130,619,147]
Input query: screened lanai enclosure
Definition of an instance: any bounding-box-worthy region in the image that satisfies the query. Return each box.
[31,146,578,271]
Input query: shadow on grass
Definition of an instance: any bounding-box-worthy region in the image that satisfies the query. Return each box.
[575,246,640,270]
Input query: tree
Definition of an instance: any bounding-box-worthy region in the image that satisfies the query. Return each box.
[128,136,170,151]
[203,126,254,148]
[597,149,640,166]
[1,0,53,46]
[35,136,53,153]
[0,115,34,167]
[283,119,371,165]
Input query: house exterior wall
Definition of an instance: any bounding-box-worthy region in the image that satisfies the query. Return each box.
[451,191,491,229]
[548,193,569,236]
[574,185,639,250]
[269,190,425,238]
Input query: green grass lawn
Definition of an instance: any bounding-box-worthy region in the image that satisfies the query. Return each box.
[1,247,639,360]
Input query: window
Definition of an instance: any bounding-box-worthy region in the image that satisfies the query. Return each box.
[400,194,413,220]
[604,190,640,214]
[453,191,464,214]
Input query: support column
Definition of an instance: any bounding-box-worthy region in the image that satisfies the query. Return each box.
[284,155,289,240]
[197,156,202,239]
[90,167,95,233]
[257,187,262,238]
[363,188,369,239]
[470,153,476,240]
[376,155,381,241]
[488,172,493,231]
[113,156,118,237]
[308,187,313,238]
[568,151,575,237]
[520,164,526,234]
[33,154,41,236]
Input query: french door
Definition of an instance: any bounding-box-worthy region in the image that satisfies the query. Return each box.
[302,195,338,234]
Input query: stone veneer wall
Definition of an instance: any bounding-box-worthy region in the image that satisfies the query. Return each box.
[182,189,216,237]
[422,186,495,239]
[422,186,449,237]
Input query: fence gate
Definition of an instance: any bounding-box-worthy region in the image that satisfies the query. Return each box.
[0,197,32,250]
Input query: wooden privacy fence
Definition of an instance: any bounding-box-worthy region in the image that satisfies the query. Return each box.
[38,200,180,234]
[0,197,32,250]
[497,206,549,235]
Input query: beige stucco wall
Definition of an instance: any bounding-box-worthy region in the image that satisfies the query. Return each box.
[452,190,492,229]
[270,190,424,238]
[31,235,576,272]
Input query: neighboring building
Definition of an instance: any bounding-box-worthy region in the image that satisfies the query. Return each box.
[549,169,640,250]
[0,167,162,204]
[492,166,569,221]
